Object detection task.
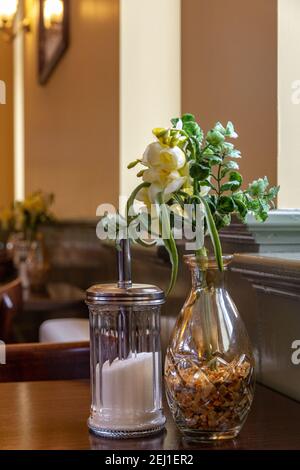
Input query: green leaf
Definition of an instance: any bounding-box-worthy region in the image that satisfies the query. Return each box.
[182,113,196,123]
[205,195,217,214]
[200,196,224,272]
[214,122,226,135]
[221,160,239,178]
[214,213,232,230]
[171,117,181,127]
[184,121,203,140]
[223,142,234,152]
[248,177,269,196]
[126,182,150,221]
[199,180,216,191]
[229,171,243,189]
[206,130,225,146]
[190,135,202,157]
[206,155,223,165]
[255,198,270,222]
[230,149,241,158]
[266,185,280,201]
[217,196,235,214]
[233,195,248,220]
[245,195,260,212]
[220,181,240,192]
[202,147,215,156]
[156,192,179,295]
[190,163,210,180]
[226,160,240,170]
[225,121,238,138]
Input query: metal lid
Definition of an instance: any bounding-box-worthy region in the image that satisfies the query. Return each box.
[86,283,165,306]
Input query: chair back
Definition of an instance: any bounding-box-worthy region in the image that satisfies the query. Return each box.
[0,341,90,382]
[0,278,22,343]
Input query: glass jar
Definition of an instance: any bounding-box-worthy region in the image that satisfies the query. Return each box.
[6,232,26,268]
[165,255,255,442]
[14,239,32,290]
[86,283,166,439]
[26,234,49,292]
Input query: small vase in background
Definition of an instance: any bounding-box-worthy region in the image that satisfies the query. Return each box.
[7,232,49,292]
[165,255,255,442]
[13,239,32,290]
[6,232,25,268]
[26,233,49,293]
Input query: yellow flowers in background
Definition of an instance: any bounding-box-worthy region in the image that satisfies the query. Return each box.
[0,191,55,241]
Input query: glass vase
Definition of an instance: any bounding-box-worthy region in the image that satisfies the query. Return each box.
[165,255,255,442]
[26,234,49,293]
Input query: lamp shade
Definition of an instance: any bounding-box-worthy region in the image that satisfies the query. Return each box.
[0,0,18,23]
[43,0,64,29]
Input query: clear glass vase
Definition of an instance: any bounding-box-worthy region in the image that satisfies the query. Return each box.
[165,255,255,442]
[26,234,49,293]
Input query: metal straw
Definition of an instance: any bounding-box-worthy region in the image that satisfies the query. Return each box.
[118,239,132,289]
[117,239,132,359]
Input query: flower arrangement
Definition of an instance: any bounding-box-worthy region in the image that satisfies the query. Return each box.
[0,191,55,241]
[126,114,279,293]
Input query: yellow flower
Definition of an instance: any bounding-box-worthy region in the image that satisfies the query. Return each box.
[0,208,13,230]
[23,192,47,214]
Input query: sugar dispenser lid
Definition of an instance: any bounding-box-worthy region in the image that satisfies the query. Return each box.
[86,283,165,305]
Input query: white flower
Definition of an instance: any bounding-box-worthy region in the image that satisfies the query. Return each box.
[164,176,186,196]
[138,140,188,208]
[142,142,186,171]
[136,187,151,206]
[143,168,181,186]
[200,185,211,197]
[136,177,186,207]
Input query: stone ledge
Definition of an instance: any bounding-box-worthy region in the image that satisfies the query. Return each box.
[246,210,300,252]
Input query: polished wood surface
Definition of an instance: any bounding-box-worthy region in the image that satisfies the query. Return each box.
[0,342,90,383]
[0,381,298,450]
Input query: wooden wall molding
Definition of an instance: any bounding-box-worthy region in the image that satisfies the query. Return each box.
[232,253,300,300]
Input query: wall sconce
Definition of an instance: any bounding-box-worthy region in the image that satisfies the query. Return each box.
[43,0,64,29]
[0,0,30,42]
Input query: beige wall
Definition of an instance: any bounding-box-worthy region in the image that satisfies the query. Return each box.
[24,0,119,219]
[182,0,277,189]
[120,0,181,201]
[0,42,14,208]
[278,0,300,208]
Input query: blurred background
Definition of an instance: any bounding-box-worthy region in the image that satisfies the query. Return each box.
[1,0,294,217]
[0,0,300,401]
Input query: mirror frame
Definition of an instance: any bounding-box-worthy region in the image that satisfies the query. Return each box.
[38,0,70,85]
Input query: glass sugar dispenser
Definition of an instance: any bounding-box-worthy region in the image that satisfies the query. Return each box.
[86,240,166,438]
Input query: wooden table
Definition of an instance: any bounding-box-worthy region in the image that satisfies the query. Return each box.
[0,381,299,450]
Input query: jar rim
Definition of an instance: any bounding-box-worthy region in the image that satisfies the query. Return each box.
[86,283,165,306]
[183,254,233,270]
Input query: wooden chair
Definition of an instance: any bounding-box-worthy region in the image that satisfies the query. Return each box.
[0,278,22,343]
[0,249,15,282]
[0,341,90,383]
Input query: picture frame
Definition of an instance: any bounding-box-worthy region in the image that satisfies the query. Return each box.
[38,0,70,85]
